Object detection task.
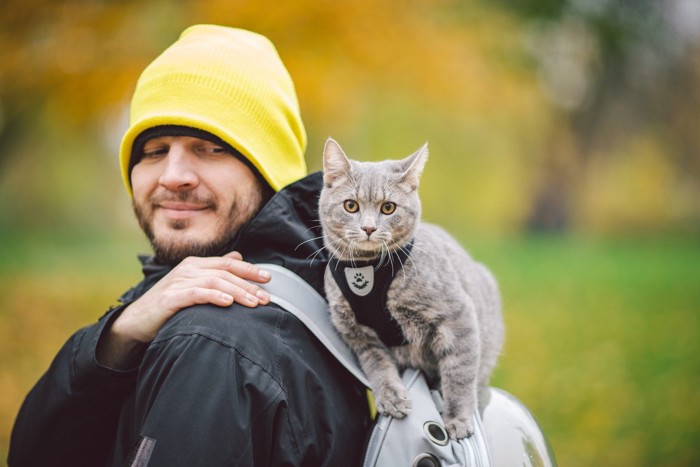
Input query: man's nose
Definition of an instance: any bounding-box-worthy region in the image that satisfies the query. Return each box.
[158,147,198,190]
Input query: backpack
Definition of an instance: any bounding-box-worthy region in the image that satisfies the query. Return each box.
[259,264,556,467]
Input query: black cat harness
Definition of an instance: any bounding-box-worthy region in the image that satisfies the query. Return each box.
[328,243,413,347]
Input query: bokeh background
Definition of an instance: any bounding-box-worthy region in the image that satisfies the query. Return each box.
[1,0,699,465]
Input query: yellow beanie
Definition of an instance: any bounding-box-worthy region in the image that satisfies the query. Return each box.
[119,25,307,195]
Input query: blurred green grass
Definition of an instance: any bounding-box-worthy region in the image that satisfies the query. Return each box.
[1,231,699,466]
[472,233,700,466]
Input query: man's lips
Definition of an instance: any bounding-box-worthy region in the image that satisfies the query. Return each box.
[156,201,212,219]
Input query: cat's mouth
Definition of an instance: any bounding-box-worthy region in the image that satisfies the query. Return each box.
[355,237,382,248]
[355,237,403,257]
[332,237,382,258]
[330,235,405,261]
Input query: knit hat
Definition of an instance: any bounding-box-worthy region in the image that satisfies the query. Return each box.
[119,24,307,195]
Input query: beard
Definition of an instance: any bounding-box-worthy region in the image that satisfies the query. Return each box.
[133,188,265,266]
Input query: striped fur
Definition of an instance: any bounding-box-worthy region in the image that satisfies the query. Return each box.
[319,138,504,439]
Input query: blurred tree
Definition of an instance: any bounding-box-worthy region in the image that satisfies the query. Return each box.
[0,0,194,147]
[0,0,200,230]
[503,0,700,232]
[1,0,697,235]
[0,0,548,234]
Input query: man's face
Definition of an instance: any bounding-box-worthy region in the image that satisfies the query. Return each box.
[131,136,266,265]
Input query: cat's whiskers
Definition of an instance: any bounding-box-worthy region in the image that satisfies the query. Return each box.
[349,241,364,269]
[296,219,339,265]
[295,234,327,251]
[336,232,356,266]
[308,249,325,265]
[372,244,381,270]
[389,244,411,283]
[335,235,358,269]
[382,241,404,281]
[304,226,323,238]
[404,240,439,264]
[298,221,324,239]
[388,240,420,281]
[307,232,357,267]
[373,242,386,271]
[306,234,343,265]
[381,242,393,271]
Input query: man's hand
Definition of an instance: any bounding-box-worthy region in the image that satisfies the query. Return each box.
[96,252,271,369]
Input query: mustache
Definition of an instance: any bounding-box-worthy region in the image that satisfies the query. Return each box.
[149,190,218,209]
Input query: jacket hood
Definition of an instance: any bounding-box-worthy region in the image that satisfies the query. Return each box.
[233,170,327,292]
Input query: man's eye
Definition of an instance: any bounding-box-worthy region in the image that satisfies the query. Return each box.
[141,148,167,159]
[202,145,229,155]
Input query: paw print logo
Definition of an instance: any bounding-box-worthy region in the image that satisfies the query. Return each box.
[344,267,374,296]
[352,272,369,290]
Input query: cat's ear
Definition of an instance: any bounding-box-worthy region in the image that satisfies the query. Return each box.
[399,143,429,190]
[323,138,352,187]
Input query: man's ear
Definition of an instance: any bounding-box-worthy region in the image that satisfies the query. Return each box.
[322,137,352,187]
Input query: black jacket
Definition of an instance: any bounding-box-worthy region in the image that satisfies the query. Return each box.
[9,172,370,466]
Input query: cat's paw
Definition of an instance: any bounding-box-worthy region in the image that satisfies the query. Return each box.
[375,384,412,418]
[443,415,474,440]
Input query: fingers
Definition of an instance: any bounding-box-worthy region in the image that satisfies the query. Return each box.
[206,254,272,304]
[222,272,271,305]
[109,253,276,348]
[224,251,243,261]
[193,253,271,283]
[184,286,254,308]
[222,253,272,284]
[173,255,271,307]
[192,274,265,308]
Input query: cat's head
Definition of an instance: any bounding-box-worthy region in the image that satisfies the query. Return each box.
[319,138,428,261]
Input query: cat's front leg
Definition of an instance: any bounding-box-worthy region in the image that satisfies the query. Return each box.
[440,354,477,439]
[434,311,480,439]
[325,275,411,418]
[333,305,411,418]
[358,342,411,418]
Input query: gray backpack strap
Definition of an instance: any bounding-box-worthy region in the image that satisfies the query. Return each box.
[257,263,371,388]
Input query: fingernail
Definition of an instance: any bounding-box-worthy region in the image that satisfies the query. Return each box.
[259,270,271,280]
[256,290,269,301]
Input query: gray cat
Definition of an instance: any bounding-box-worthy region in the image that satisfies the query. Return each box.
[318,138,504,439]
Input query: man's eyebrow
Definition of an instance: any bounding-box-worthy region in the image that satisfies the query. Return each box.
[144,136,171,144]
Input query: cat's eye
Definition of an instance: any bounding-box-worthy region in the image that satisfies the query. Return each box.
[380,202,396,215]
[343,200,359,213]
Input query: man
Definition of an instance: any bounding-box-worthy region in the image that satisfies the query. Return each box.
[9,25,370,466]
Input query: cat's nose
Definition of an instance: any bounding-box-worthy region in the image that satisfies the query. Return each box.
[362,226,376,237]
